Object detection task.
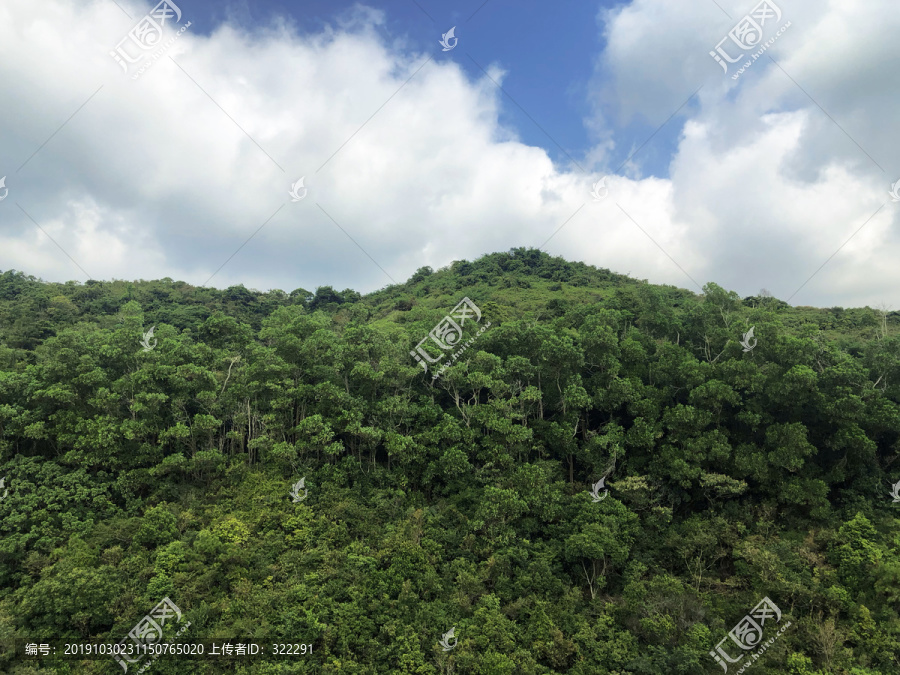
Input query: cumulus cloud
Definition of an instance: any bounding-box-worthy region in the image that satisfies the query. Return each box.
[0,0,898,309]
[586,0,900,306]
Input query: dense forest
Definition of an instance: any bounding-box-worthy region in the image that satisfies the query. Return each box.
[0,247,899,674]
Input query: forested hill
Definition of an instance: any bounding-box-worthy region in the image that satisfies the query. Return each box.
[1,248,899,674]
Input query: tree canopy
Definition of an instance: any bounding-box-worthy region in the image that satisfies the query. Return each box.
[0,249,898,673]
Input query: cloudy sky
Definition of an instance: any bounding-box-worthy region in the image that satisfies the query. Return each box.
[0,0,897,308]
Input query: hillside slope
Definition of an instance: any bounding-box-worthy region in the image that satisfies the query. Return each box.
[0,248,898,674]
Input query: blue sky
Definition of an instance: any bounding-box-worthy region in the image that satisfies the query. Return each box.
[1,0,898,308]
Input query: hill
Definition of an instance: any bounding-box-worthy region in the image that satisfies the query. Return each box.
[0,248,898,674]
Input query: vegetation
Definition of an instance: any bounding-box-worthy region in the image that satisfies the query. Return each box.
[0,248,899,673]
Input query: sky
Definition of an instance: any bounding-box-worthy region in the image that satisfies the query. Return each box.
[0,0,898,308]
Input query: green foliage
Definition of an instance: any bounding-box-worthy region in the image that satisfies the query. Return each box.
[134,504,178,547]
[1,250,899,673]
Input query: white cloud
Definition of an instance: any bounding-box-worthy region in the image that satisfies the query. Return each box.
[0,0,898,309]
[587,0,900,305]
